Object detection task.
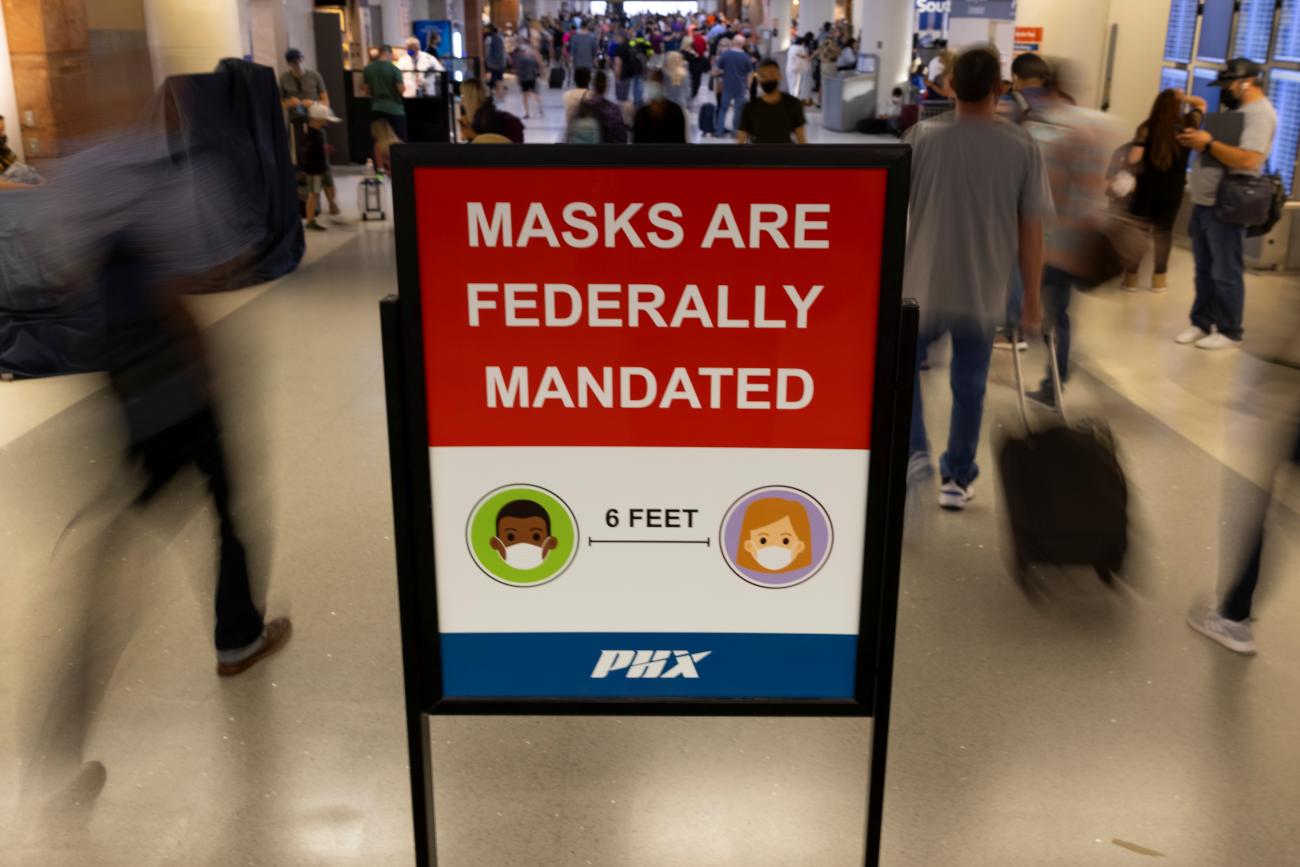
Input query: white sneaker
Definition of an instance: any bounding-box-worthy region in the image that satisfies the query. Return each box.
[1194,332,1241,350]
[938,478,974,511]
[1174,326,1210,345]
[1187,605,1256,655]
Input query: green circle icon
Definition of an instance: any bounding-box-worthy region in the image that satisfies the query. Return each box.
[466,484,579,587]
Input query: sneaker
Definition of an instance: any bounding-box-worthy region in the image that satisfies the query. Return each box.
[993,334,1028,351]
[1174,326,1210,345]
[217,618,293,676]
[907,451,934,486]
[1024,385,1059,412]
[1195,332,1241,351]
[1186,606,1256,655]
[305,220,327,231]
[938,478,974,511]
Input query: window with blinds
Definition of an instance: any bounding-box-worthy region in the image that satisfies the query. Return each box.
[1161,67,1190,95]
[1268,69,1300,194]
[1164,0,1199,63]
[1278,0,1300,63]
[1233,0,1276,63]
[1198,0,1236,63]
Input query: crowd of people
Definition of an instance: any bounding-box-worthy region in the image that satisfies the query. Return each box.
[461,12,867,144]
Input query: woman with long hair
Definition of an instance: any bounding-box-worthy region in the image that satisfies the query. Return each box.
[1125,88,1204,291]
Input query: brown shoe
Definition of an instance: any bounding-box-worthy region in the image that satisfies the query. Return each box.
[217,618,292,677]
[1151,272,1168,292]
[1121,271,1139,291]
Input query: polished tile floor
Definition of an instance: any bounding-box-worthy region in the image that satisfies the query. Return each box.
[1,86,1298,866]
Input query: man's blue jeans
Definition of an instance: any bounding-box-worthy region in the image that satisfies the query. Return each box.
[1040,266,1072,390]
[1005,269,1023,334]
[1189,204,1246,340]
[909,319,997,487]
[616,77,632,102]
[718,86,746,135]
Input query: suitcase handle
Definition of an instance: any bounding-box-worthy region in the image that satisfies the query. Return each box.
[1011,328,1069,430]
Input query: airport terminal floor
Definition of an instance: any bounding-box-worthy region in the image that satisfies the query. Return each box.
[2,86,1299,866]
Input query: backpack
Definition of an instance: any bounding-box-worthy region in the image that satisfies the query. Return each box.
[624,46,644,77]
[568,100,606,143]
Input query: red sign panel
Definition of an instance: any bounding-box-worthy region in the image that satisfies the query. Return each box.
[1014,26,1043,42]
[414,167,887,450]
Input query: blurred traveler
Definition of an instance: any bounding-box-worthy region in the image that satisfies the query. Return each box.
[564,67,594,126]
[568,20,598,79]
[280,49,339,217]
[485,25,508,101]
[398,36,443,97]
[632,70,687,143]
[0,115,43,188]
[1020,62,1110,412]
[457,79,525,143]
[925,47,956,100]
[302,104,342,230]
[786,35,813,106]
[993,52,1053,353]
[1123,88,1203,292]
[663,50,690,107]
[567,70,628,143]
[514,42,544,119]
[837,39,858,72]
[363,45,408,142]
[904,46,1053,511]
[737,58,807,144]
[613,30,644,106]
[1188,420,1299,654]
[715,34,754,138]
[1174,58,1277,350]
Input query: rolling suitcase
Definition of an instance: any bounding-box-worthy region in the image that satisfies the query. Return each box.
[698,103,716,136]
[998,332,1128,585]
[549,66,566,89]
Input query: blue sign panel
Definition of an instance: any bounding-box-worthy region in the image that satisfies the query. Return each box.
[1234,0,1276,63]
[412,19,454,57]
[1164,0,1198,63]
[1269,69,1300,194]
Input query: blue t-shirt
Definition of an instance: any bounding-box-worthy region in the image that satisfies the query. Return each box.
[717,49,752,92]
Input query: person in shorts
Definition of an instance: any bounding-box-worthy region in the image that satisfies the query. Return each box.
[280,48,339,215]
[301,104,341,230]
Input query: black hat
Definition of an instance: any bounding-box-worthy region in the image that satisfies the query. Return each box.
[285,48,304,63]
[1211,58,1263,86]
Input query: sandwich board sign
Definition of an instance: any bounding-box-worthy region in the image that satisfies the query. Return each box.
[381,145,915,867]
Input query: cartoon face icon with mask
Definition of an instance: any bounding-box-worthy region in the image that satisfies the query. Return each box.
[489,499,557,570]
[736,497,812,574]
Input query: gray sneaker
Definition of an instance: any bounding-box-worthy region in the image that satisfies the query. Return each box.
[1186,605,1256,655]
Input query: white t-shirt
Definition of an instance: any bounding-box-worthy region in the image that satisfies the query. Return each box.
[927,56,946,82]
[397,51,444,96]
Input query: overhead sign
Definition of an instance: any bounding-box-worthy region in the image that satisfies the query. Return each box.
[1014,25,1043,53]
[949,0,1017,20]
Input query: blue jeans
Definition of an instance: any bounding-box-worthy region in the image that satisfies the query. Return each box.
[1004,269,1023,334]
[909,319,997,487]
[616,77,632,102]
[1040,266,1072,390]
[718,87,746,135]
[1189,204,1246,340]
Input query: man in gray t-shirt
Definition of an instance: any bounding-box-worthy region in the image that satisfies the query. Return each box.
[568,25,597,73]
[280,48,339,216]
[904,46,1054,511]
[1175,58,1277,349]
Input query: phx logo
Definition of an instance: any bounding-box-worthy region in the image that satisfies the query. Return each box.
[590,650,712,679]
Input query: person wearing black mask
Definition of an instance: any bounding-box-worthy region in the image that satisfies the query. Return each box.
[736,58,807,144]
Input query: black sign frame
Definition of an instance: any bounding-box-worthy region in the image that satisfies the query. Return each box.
[381,144,916,867]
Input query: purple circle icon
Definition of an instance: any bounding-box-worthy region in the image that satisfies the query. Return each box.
[720,486,834,588]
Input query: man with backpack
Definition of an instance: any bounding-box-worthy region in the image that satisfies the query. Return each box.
[614,30,646,107]
[484,25,508,102]
[1174,58,1277,350]
[567,70,628,144]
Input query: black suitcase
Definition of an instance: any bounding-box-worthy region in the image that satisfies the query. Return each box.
[998,333,1128,586]
[698,103,716,136]
[549,66,566,89]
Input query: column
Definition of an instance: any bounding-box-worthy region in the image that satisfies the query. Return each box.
[461,0,481,69]
[854,0,912,113]
[768,0,792,53]
[796,0,836,33]
[2,0,90,159]
[142,0,242,86]
[490,0,518,28]
[0,0,26,157]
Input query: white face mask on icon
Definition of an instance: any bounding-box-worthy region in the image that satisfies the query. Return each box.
[500,541,545,570]
[755,547,796,571]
